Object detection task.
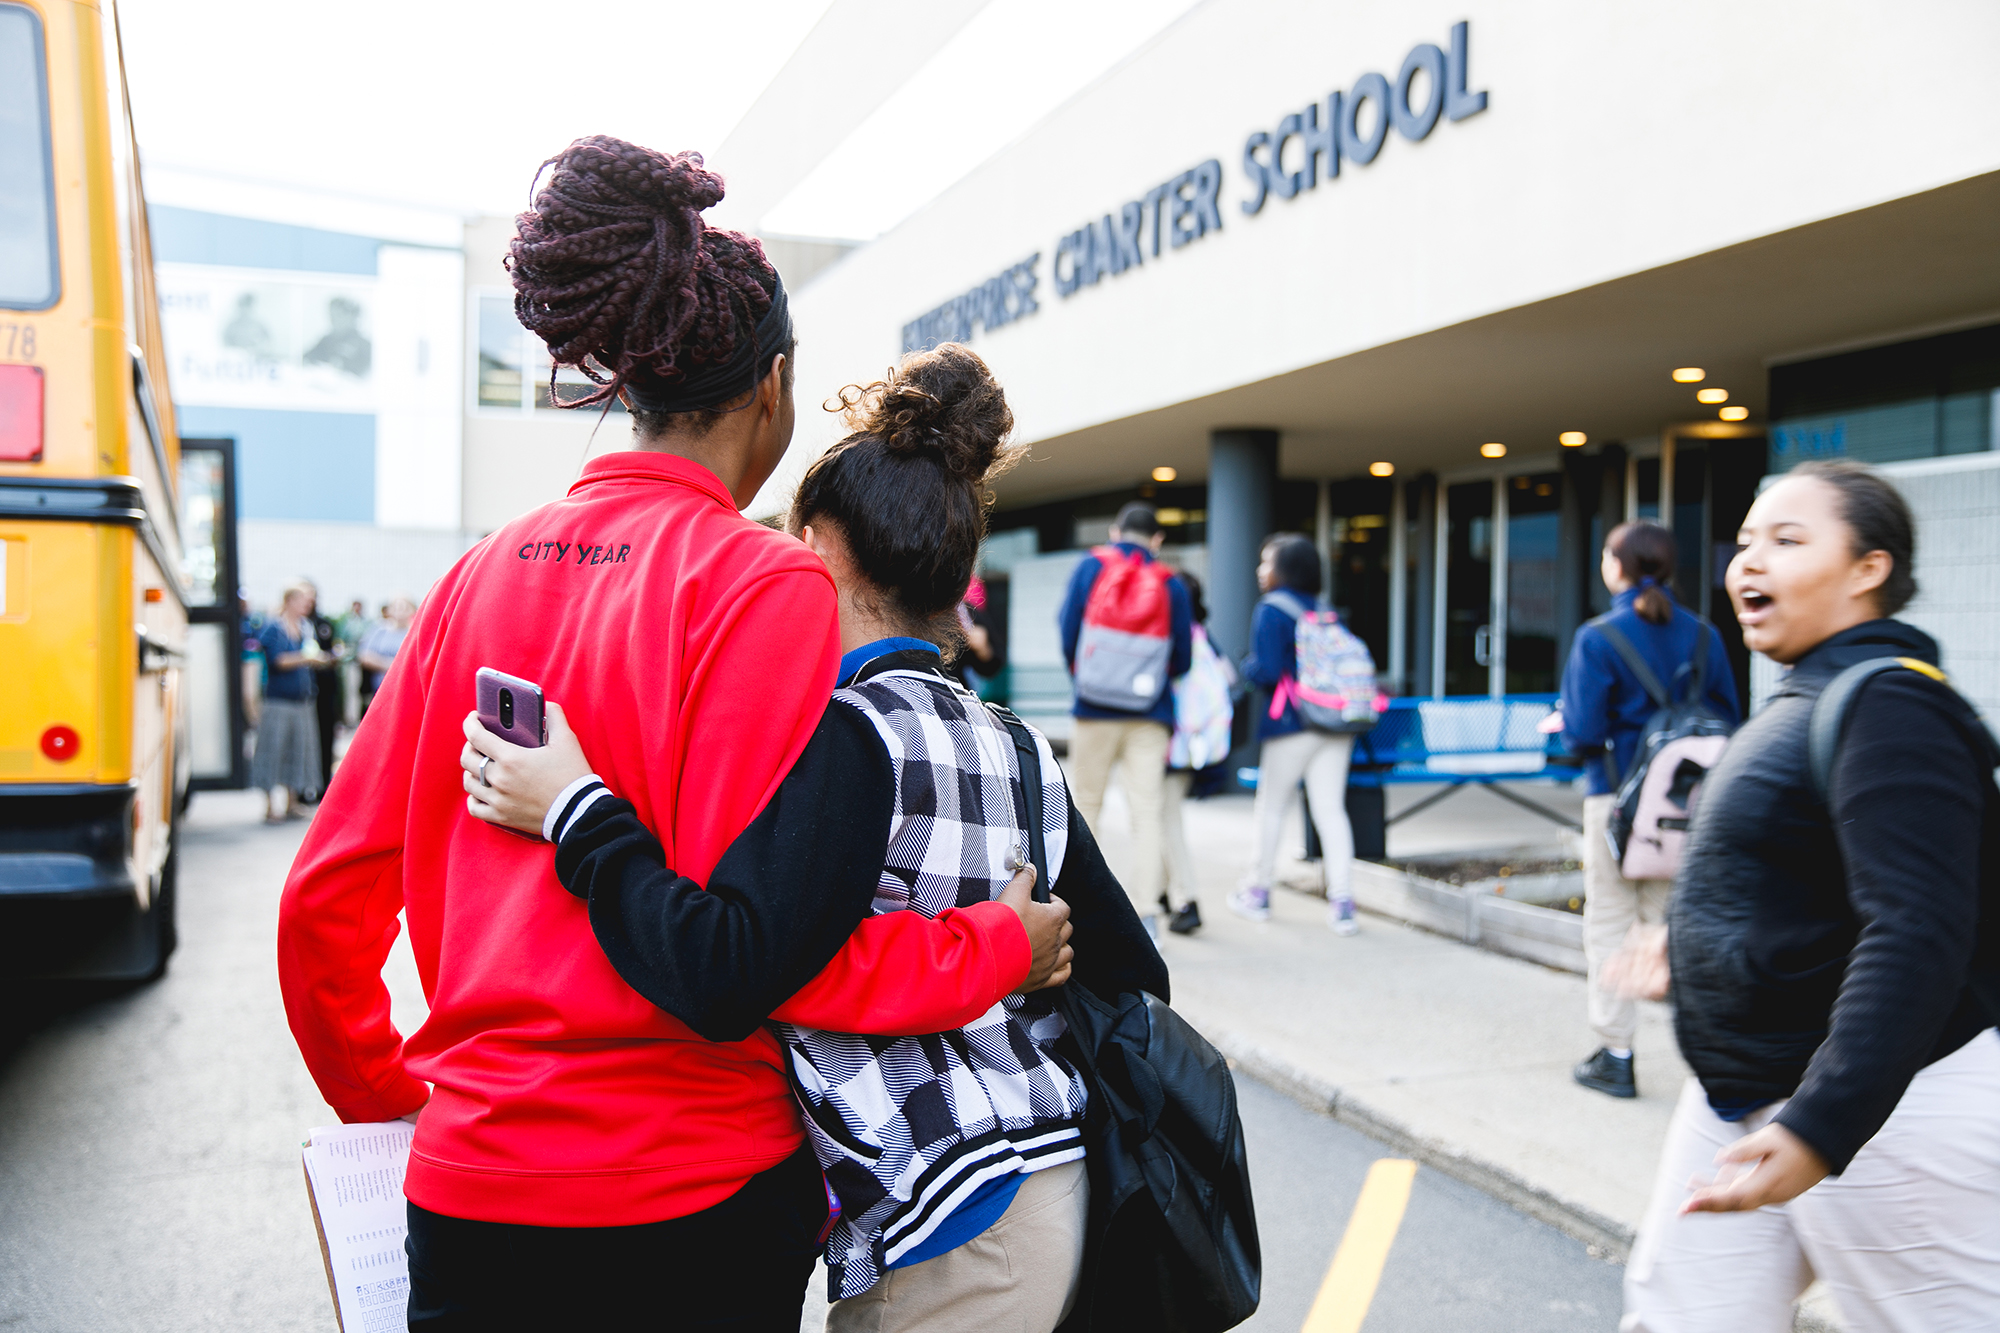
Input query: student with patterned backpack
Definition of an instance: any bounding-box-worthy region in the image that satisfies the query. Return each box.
[1232,535,1387,933]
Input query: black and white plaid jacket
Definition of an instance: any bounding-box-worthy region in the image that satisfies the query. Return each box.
[779,654,1088,1299]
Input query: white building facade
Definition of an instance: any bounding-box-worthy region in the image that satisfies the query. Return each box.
[747,0,2000,725]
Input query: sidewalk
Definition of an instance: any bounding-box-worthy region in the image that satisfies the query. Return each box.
[1083,776,1856,1329]
[1089,781,1678,1251]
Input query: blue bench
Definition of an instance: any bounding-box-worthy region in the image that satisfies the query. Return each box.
[1348,694,1582,832]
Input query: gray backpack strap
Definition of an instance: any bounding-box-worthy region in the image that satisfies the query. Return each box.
[1594,620,1670,710]
[1262,589,1311,622]
[1807,658,1917,806]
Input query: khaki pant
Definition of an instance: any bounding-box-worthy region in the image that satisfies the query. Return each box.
[1583,793,1670,1050]
[1624,1032,2000,1332]
[828,1160,1090,1333]
[1252,730,1355,902]
[1070,718,1170,916]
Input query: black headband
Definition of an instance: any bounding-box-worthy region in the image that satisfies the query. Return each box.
[622,274,793,415]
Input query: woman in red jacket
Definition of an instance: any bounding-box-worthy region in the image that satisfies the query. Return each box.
[276,139,1060,1331]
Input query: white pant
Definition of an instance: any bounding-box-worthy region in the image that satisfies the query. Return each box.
[1251,730,1354,901]
[1624,1029,2000,1332]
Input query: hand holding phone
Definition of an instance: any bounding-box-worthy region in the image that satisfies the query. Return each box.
[461,698,593,840]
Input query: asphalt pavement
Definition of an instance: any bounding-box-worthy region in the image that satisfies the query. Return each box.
[2,789,1624,1332]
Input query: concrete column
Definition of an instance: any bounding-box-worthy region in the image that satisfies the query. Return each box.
[1207,429,1279,661]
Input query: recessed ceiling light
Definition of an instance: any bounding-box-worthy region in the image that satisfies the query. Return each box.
[1151,466,1177,482]
[1696,388,1729,404]
[1719,406,1749,421]
[1559,431,1587,446]
[1369,461,1395,477]
[1673,367,1706,383]
[1480,442,1507,458]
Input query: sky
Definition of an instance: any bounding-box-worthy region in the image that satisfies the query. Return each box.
[118,0,1203,241]
[117,0,840,219]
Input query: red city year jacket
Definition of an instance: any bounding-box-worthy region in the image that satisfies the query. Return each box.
[277,452,1028,1227]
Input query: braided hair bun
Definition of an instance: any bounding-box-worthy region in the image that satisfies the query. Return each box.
[796,344,1021,629]
[507,135,780,412]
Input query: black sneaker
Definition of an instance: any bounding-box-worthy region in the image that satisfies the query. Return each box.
[1573,1048,1637,1099]
[1168,901,1203,935]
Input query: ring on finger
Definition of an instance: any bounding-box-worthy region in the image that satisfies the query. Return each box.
[478,754,492,787]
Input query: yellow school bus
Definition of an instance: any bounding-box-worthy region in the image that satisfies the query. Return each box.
[0,0,190,979]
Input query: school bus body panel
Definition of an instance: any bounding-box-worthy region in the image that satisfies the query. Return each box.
[2,0,188,978]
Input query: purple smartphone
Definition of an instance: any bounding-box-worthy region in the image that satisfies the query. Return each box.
[475,667,546,749]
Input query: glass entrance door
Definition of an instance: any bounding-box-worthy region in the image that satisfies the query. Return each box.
[1442,481,1493,696]
[1504,472,1563,694]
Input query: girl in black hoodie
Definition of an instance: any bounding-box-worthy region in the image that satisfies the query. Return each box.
[1624,461,2000,1331]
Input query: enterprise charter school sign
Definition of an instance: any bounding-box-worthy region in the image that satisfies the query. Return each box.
[900,21,1489,356]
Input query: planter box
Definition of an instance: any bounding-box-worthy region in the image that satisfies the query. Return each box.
[1351,860,1586,974]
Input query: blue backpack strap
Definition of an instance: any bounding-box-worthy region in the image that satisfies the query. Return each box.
[1807,657,1948,805]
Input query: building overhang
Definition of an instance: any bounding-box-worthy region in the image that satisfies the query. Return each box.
[995,169,2000,505]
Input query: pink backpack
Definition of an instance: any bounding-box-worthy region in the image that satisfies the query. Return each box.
[1600,619,1734,880]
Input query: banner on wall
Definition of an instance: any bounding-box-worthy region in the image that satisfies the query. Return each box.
[156,263,376,412]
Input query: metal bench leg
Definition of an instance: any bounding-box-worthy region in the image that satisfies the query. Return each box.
[1384,781,1472,827]
[1481,782,1584,832]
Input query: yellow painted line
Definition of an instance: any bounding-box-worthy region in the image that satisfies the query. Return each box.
[1300,1158,1419,1333]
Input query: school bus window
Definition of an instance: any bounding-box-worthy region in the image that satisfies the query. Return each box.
[0,3,59,313]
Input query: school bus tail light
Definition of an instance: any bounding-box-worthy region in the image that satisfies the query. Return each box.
[40,725,79,762]
[0,364,44,462]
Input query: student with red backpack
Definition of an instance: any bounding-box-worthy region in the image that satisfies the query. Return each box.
[1556,521,1739,1099]
[1057,502,1194,940]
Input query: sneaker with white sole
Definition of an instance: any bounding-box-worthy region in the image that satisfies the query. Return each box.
[1328,895,1359,935]
[1227,886,1272,921]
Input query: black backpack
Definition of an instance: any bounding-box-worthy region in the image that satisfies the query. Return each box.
[990,706,1262,1333]
[1807,656,2000,1026]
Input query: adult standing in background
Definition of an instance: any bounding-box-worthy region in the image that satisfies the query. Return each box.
[356,595,416,720]
[302,581,343,799]
[251,582,321,824]
[1557,521,1737,1099]
[1057,501,1193,940]
[1624,460,2000,1329]
[1233,534,1361,933]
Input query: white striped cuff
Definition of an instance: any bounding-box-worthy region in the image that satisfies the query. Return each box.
[544,773,611,844]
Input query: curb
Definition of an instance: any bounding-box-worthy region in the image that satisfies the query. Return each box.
[1191,1014,1637,1260]
[1199,1018,1851,1332]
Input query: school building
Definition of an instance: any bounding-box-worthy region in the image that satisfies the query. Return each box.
[737,0,2000,735]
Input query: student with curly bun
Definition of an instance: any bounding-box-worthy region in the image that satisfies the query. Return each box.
[277,140,1068,1329]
